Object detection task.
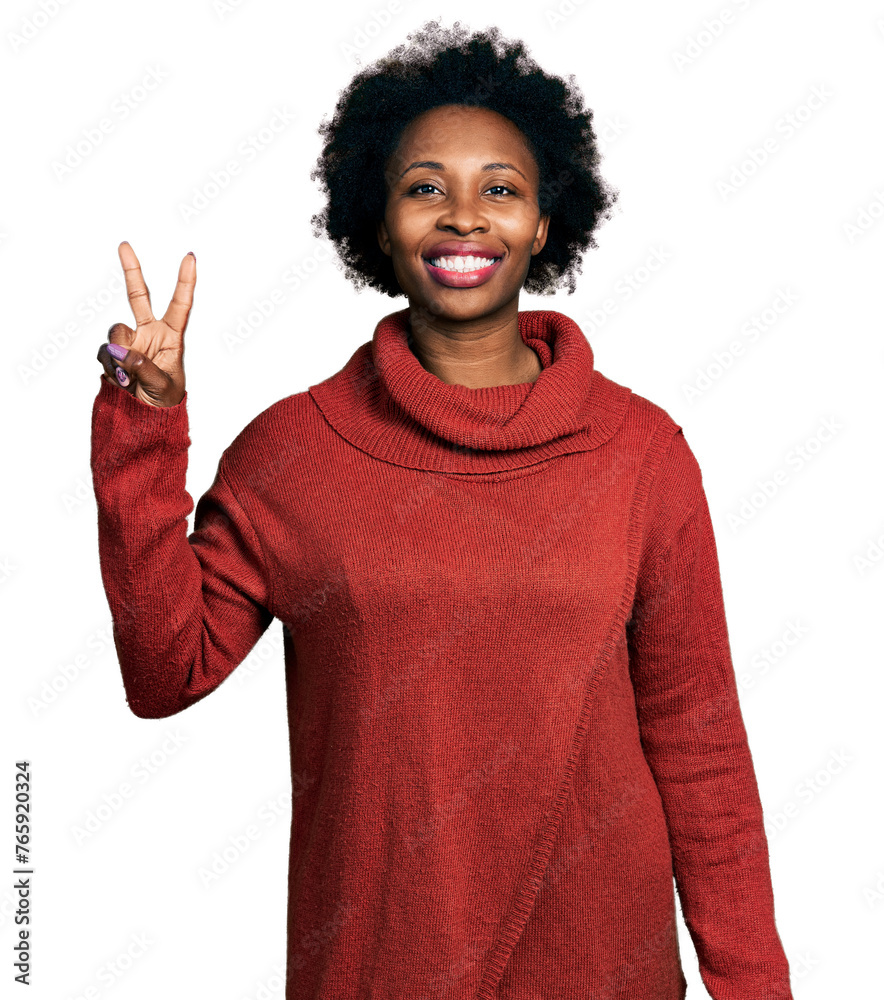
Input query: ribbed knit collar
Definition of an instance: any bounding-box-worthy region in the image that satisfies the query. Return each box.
[308,307,631,474]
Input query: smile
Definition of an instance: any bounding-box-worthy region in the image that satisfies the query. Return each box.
[423,255,503,288]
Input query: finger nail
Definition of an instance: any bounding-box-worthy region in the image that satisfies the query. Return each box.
[115,366,130,386]
[107,343,129,360]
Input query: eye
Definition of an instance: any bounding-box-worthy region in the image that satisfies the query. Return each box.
[486,185,515,196]
[410,183,441,195]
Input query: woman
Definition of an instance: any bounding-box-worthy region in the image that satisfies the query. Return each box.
[92,21,793,1000]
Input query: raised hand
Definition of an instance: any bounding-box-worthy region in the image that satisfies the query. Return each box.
[96,242,196,408]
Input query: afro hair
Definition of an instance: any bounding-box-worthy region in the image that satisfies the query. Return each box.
[310,20,619,297]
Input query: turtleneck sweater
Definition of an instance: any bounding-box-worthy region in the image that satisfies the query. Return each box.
[90,307,794,1000]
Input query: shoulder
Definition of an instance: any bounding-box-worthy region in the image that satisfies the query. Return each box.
[624,392,707,553]
[594,371,704,524]
[215,389,328,492]
[592,366,686,468]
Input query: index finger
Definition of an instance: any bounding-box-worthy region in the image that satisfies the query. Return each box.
[161,252,196,337]
[118,242,155,327]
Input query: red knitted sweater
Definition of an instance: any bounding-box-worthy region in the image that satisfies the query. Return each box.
[90,308,794,999]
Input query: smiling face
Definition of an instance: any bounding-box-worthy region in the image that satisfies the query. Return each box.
[376,104,549,326]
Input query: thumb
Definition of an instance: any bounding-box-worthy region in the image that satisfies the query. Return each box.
[104,342,183,407]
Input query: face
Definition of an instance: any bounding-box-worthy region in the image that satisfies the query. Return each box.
[376,104,549,325]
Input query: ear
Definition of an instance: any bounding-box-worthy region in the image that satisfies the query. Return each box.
[532,214,550,256]
[376,219,391,257]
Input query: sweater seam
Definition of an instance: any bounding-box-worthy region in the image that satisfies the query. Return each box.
[633,428,705,597]
[473,412,680,998]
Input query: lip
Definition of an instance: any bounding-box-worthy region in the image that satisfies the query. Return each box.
[423,257,503,289]
[422,241,504,289]
[423,241,503,259]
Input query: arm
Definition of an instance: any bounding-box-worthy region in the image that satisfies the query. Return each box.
[626,431,793,1000]
[91,376,274,719]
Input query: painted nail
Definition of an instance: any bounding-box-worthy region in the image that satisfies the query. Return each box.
[115,366,130,386]
[107,342,129,360]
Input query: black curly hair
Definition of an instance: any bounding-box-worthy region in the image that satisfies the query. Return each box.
[310,20,619,297]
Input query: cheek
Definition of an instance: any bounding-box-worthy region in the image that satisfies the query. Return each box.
[385,214,422,256]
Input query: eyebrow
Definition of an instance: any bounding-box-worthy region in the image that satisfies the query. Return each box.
[398,160,527,181]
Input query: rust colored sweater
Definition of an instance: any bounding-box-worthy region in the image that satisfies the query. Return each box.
[91,307,794,999]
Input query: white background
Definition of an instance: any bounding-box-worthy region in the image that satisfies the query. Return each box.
[3,0,883,997]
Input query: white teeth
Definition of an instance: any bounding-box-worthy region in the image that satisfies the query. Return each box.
[428,255,497,272]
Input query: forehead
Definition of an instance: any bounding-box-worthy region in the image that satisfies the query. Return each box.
[391,104,535,161]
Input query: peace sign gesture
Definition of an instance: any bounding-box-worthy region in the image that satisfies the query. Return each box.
[96,242,196,408]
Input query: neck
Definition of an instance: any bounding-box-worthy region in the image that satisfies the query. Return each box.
[405,302,543,389]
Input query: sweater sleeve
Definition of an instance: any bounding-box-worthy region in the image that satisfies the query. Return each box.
[626,430,793,1000]
[90,376,275,719]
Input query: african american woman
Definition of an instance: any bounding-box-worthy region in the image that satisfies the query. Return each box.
[92,20,794,1000]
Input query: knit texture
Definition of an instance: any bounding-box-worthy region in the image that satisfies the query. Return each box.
[91,308,794,999]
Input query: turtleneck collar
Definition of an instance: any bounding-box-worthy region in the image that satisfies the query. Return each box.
[308,307,631,474]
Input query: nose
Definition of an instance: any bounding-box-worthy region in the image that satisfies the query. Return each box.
[435,190,490,235]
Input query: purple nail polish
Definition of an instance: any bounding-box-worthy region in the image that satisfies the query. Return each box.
[107,343,129,360]
[115,366,130,386]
